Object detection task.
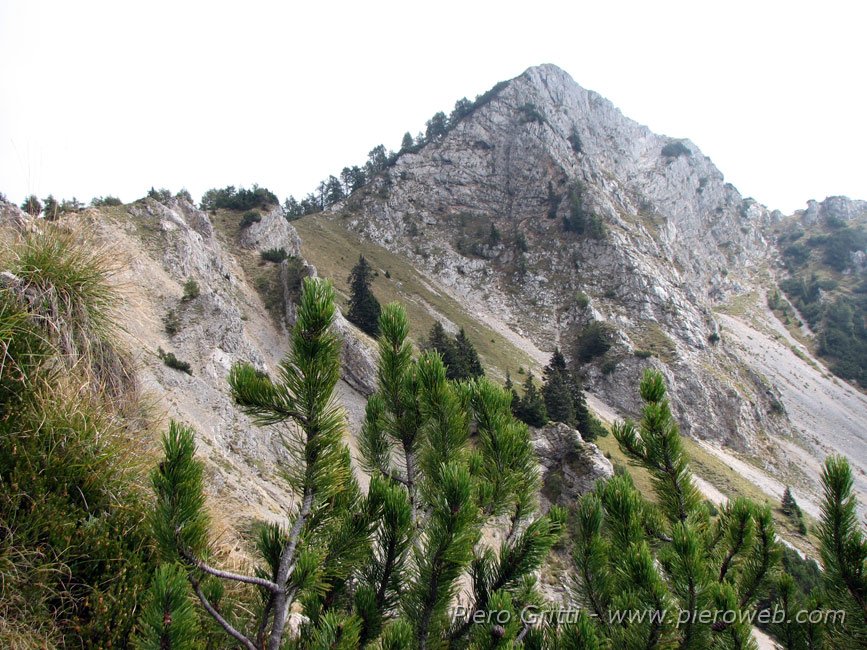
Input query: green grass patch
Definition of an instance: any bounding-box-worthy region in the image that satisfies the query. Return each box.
[631,322,677,363]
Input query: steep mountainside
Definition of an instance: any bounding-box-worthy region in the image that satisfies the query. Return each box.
[323,64,866,512]
[334,65,777,441]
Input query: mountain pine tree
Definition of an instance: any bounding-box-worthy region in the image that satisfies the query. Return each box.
[571,369,781,648]
[818,455,867,645]
[359,302,562,647]
[347,255,381,337]
[133,564,200,648]
[147,279,564,648]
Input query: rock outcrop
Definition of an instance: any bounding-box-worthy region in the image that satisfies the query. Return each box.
[533,422,613,507]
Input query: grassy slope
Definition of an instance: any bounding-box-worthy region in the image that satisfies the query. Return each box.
[293,212,537,381]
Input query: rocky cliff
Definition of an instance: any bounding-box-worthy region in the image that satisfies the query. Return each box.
[333,64,783,447]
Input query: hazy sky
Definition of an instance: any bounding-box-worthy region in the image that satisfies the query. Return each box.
[1,1,864,214]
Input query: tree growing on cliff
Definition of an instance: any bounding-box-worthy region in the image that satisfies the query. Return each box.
[424,321,485,381]
[347,255,381,337]
[542,347,605,441]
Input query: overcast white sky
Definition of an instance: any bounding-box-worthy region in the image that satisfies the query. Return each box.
[1,0,864,213]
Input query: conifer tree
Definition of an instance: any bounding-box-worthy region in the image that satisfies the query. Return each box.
[540,347,604,440]
[20,194,42,216]
[347,255,381,337]
[360,303,564,646]
[148,281,564,648]
[542,348,575,425]
[514,372,547,427]
[454,326,485,379]
[133,564,200,648]
[149,278,365,649]
[572,369,781,648]
[425,322,484,380]
[818,455,867,644]
[42,194,60,220]
[781,486,807,535]
[426,321,458,375]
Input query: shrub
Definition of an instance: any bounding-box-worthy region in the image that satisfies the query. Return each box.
[181,278,200,301]
[260,247,288,263]
[568,129,583,154]
[91,195,123,207]
[574,321,615,362]
[163,308,181,336]
[158,347,192,375]
[200,184,278,211]
[20,194,42,216]
[147,187,172,203]
[600,356,620,375]
[661,141,692,158]
[240,210,262,228]
[634,349,653,359]
[708,331,721,344]
[518,102,545,124]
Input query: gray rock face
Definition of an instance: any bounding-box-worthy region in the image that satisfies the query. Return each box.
[0,199,29,230]
[239,204,302,255]
[333,64,788,447]
[533,422,613,506]
[796,196,867,226]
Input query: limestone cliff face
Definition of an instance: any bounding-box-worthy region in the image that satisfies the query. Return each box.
[796,195,867,227]
[334,64,790,447]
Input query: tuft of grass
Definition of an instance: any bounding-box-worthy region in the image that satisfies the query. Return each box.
[631,322,677,363]
[1,228,136,406]
[0,227,156,647]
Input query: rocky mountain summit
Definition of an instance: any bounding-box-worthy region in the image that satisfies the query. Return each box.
[336,65,778,443]
[324,64,867,512]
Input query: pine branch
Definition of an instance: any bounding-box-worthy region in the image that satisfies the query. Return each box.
[178,547,280,593]
[190,576,257,650]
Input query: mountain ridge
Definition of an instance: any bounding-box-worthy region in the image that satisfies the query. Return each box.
[319,63,867,514]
